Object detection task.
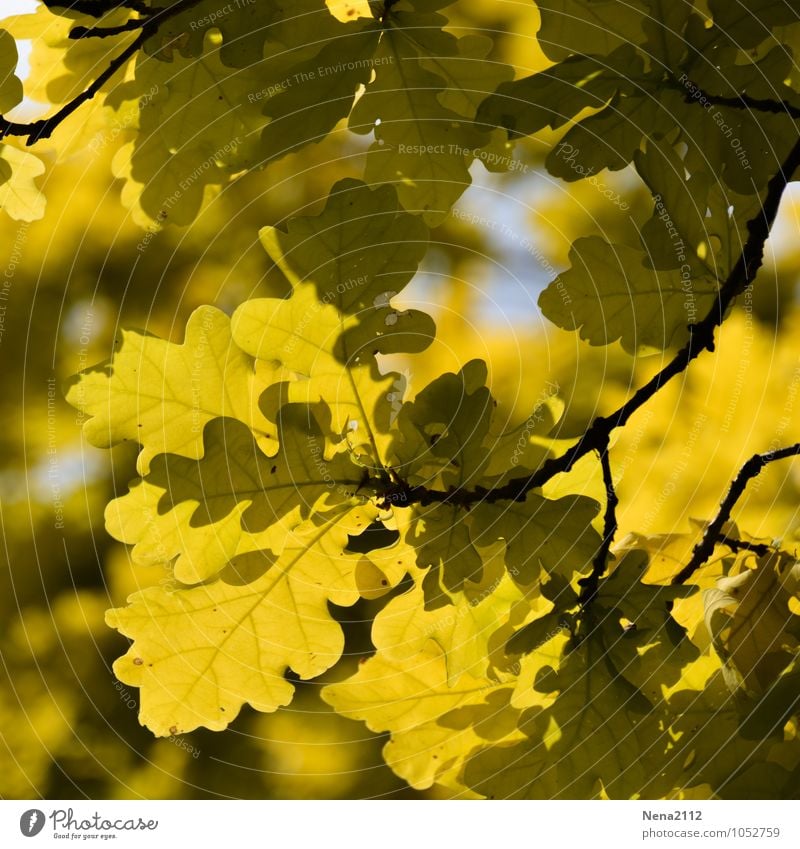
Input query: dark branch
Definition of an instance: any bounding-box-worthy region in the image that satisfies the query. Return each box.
[685,89,800,121]
[70,18,148,39]
[718,535,771,557]
[0,34,144,145]
[397,137,800,510]
[0,0,204,145]
[667,72,800,120]
[578,445,618,608]
[672,443,800,584]
[42,0,149,14]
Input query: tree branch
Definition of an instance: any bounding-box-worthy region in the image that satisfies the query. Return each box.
[694,91,800,121]
[578,445,618,608]
[0,35,143,145]
[667,73,800,120]
[718,535,771,557]
[397,137,800,510]
[42,0,150,14]
[672,443,800,584]
[0,0,204,145]
[70,18,149,39]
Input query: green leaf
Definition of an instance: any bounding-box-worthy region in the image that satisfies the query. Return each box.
[594,546,700,693]
[636,139,712,273]
[597,546,697,633]
[478,46,641,139]
[471,493,602,586]
[146,0,351,69]
[105,411,368,584]
[378,549,551,685]
[108,506,374,736]
[114,7,384,222]
[675,43,800,194]
[322,641,524,791]
[642,0,692,68]
[704,553,800,697]
[535,0,649,61]
[66,306,277,473]
[0,29,24,112]
[350,5,511,224]
[258,24,380,162]
[0,145,46,222]
[231,284,421,462]
[410,504,484,602]
[259,178,428,311]
[664,670,798,797]
[634,138,765,283]
[544,91,671,180]
[145,0,281,67]
[118,49,267,224]
[464,632,667,798]
[538,236,719,352]
[708,0,799,49]
[231,195,436,464]
[391,360,494,487]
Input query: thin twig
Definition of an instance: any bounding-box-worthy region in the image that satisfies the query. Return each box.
[578,445,618,608]
[695,91,800,120]
[673,443,800,584]
[665,72,800,119]
[718,535,771,557]
[0,0,204,145]
[42,0,149,14]
[70,19,149,39]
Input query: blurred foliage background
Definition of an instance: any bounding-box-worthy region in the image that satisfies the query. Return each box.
[2,0,800,799]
